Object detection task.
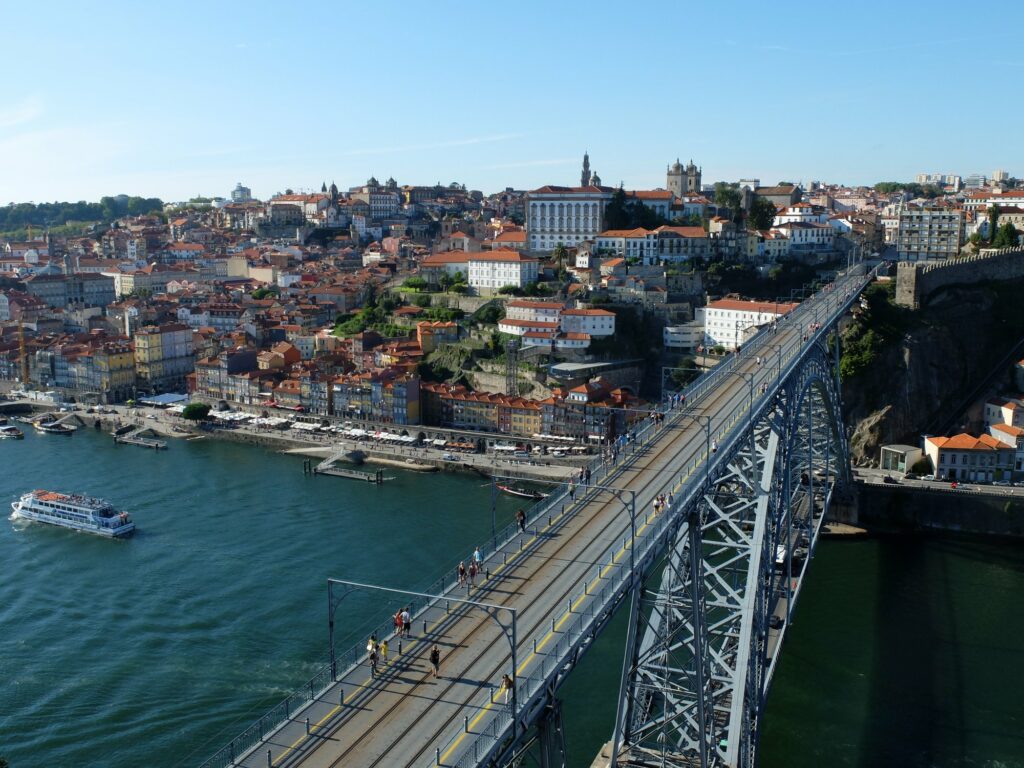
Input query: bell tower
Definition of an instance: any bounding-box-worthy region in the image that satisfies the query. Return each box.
[580,151,591,187]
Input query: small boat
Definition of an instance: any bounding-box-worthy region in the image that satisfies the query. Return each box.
[497,484,549,500]
[34,420,74,435]
[0,424,24,439]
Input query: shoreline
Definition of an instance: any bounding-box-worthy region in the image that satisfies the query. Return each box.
[16,403,580,482]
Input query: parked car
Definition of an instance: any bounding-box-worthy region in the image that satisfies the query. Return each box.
[904,472,919,480]
[441,453,458,461]
[769,615,785,630]
[921,474,935,481]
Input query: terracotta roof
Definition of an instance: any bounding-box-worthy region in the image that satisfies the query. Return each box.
[561,308,615,317]
[421,251,470,265]
[468,249,538,263]
[927,433,1013,451]
[506,300,564,309]
[706,298,799,314]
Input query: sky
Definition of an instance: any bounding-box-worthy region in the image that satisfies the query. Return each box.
[1,0,1022,204]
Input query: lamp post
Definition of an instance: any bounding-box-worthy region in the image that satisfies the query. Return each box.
[327,578,521,743]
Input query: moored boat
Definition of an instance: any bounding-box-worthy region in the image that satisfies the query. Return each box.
[34,420,74,435]
[11,490,135,537]
[0,424,24,439]
[497,484,549,500]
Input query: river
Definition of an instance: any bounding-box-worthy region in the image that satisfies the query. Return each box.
[0,427,517,767]
[2,428,1022,767]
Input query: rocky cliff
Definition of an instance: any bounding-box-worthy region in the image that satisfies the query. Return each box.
[843,279,1024,465]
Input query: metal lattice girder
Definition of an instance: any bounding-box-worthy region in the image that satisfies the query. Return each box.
[615,339,851,768]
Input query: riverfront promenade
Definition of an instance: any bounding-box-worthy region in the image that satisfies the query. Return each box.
[206,273,868,768]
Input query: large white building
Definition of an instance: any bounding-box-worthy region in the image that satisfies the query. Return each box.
[526,185,613,252]
[703,298,799,350]
[498,300,615,350]
[467,250,539,293]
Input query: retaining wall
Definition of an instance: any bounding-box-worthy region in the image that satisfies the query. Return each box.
[895,246,1024,308]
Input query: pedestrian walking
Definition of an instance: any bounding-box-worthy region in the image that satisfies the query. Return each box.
[585,467,592,485]
[369,646,379,677]
[401,607,412,638]
[500,673,514,704]
[366,634,377,656]
[394,610,403,635]
[468,560,478,586]
[653,497,661,516]
[712,439,718,454]
[569,482,576,501]
[516,509,526,533]
[458,561,467,587]
[668,491,674,508]
[473,546,483,566]
[379,638,389,666]
[429,645,441,678]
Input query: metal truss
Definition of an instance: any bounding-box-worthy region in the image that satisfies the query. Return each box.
[612,338,850,768]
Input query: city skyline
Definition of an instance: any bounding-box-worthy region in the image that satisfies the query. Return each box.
[1,0,1022,203]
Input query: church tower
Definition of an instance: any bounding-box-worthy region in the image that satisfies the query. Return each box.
[580,151,591,187]
[667,159,685,197]
[686,160,702,194]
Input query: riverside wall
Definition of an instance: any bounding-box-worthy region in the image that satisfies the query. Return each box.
[832,483,1024,538]
[895,246,1024,308]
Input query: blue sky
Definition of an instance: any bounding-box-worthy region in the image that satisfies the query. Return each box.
[1,0,1021,204]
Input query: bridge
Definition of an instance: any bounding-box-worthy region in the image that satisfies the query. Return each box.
[200,268,871,768]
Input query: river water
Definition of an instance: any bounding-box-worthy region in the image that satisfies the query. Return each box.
[0,427,517,767]
[2,427,1022,767]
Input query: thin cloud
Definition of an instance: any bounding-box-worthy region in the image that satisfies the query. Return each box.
[343,133,525,157]
[0,95,42,129]
[481,158,576,171]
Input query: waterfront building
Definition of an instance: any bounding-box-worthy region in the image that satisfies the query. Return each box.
[134,323,194,393]
[923,433,1016,482]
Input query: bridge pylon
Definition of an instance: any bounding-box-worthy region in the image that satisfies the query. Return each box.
[610,338,850,768]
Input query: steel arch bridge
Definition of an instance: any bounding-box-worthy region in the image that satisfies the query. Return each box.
[199,271,870,768]
[610,337,851,768]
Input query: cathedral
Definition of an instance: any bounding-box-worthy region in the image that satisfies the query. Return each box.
[667,159,701,196]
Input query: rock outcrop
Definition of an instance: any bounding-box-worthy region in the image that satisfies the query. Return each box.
[844,282,1023,465]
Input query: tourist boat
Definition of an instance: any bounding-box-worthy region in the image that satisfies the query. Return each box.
[0,424,24,439]
[497,484,549,500]
[11,490,135,537]
[34,420,74,435]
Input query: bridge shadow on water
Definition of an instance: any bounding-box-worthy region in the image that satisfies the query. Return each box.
[857,536,964,768]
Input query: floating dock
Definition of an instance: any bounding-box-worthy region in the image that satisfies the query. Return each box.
[113,427,168,450]
[303,458,386,483]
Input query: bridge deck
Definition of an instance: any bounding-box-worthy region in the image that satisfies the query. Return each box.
[226,276,866,768]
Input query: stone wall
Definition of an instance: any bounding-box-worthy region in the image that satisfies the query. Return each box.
[832,483,1024,538]
[895,246,1024,308]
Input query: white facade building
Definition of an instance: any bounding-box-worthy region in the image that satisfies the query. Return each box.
[703,298,799,350]
[526,185,613,252]
[467,250,539,293]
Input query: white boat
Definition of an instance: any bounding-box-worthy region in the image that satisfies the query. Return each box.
[0,424,24,439]
[11,490,135,538]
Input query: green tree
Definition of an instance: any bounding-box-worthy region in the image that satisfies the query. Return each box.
[182,403,212,421]
[402,276,428,291]
[450,283,469,294]
[988,205,1000,239]
[992,221,1019,249]
[714,183,742,218]
[552,243,568,272]
[413,294,432,308]
[498,284,521,295]
[748,197,777,230]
